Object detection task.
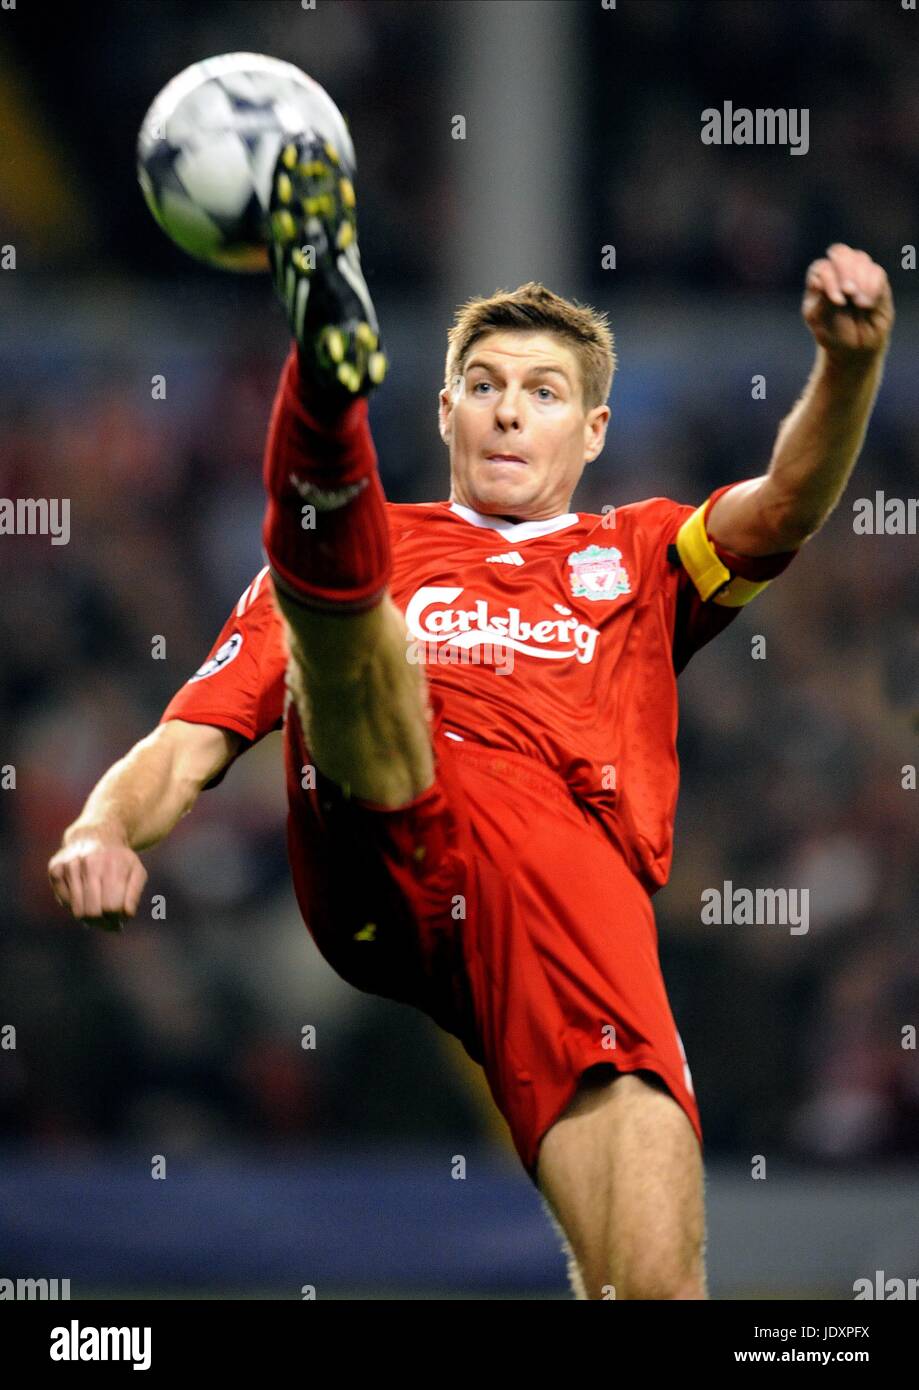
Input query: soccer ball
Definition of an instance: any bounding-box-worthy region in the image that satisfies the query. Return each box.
[137,52,355,272]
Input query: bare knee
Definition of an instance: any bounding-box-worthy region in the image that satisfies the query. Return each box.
[550,1230,706,1301]
[598,1255,708,1301]
[577,1200,706,1300]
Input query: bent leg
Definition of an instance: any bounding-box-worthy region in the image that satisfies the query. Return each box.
[536,1068,708,1300]
[277,588,435,808]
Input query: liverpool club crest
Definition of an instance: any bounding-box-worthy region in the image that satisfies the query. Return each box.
[567,545,631,601]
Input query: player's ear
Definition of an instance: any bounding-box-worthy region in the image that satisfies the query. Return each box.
[584,404,610,463]
[438,387,453,446]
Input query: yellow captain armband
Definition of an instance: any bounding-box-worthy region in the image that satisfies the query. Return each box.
[674,504,773,608]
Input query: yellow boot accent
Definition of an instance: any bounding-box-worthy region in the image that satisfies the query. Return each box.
[272,209,296,240]
[367,352,388,384]
[323,327,346,363]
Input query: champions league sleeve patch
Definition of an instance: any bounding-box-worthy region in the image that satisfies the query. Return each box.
[187,632,244,682]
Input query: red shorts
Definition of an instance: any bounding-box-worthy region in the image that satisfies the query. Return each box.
[283,695,702,1185]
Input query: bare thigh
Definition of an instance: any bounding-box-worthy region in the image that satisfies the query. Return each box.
[275,587,435,808]
[536,1068,708,1300]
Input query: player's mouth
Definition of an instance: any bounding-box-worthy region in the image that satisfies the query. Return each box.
[485,452,529,465]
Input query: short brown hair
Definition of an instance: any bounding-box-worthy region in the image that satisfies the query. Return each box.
[444,281,616,412]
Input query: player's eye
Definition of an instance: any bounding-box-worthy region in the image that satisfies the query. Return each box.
[535,386,556,400]
[471,380,492,394]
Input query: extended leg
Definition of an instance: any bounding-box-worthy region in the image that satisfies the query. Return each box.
[261,128,436,812]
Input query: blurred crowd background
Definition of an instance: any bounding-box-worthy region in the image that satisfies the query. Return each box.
[0,0,917,1293]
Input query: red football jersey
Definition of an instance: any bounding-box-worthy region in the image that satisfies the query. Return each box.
[160,493,793,893]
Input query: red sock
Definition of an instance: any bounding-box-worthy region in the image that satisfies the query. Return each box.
[261,344,391,612]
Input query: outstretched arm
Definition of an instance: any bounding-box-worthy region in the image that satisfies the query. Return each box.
[48,719,241,930]
[707,243,895,557]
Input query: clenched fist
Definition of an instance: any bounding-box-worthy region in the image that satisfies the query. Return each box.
[48,831,147,932]
[803,243,894,358]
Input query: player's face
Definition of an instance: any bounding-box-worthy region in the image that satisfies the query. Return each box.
[439,331,610,520]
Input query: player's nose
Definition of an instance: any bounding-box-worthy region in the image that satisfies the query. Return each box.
[494,390,524,426]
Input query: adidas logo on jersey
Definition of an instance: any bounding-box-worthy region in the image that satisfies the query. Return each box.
[486,551,524,565]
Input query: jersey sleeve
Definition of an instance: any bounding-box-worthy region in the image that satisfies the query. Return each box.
[158,566,288,787]
[665,482,798,673]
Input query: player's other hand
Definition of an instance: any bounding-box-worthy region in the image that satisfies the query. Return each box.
[803,244,894,359]
[48,831,147,932]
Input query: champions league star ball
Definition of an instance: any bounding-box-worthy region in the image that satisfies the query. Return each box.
[137,52,355,272]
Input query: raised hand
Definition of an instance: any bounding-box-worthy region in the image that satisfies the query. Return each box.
[803,243,894,359]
